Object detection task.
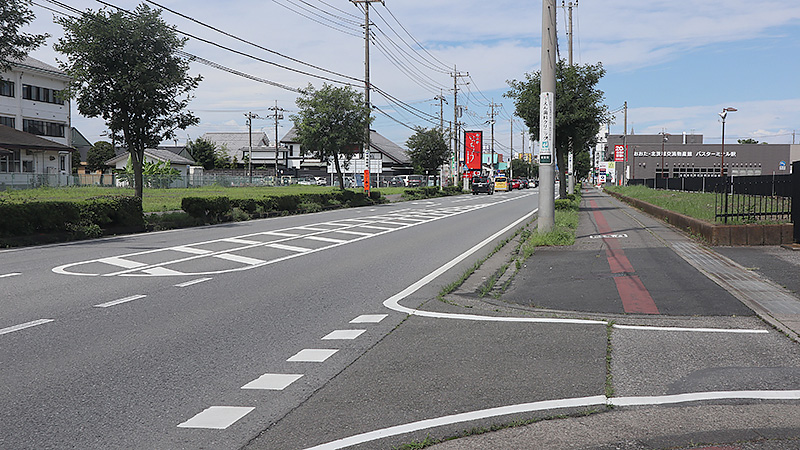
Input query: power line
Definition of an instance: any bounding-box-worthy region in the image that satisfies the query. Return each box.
[382,4,452,72]
[269,0,362,37]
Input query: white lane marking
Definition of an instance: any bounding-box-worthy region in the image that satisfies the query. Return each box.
[350,314,388,324]
[356,224,395,231]
[175,277,213,287]
[142,267,185,276]
[260,231,300,237]
[334,230,373,236]
[94,295,147,308]
[613,324,769,334]
[611,390,800,407]
[222,238,262,245]
[304,236,347,244]
[287,349,338,362]
[177,406,255,429]
[173,246,213,255]
[322,330,366,340]
[297,227,329,232]
[99,257,146,269]
[241,373,304,390]
[213,253,265,266]
[0,272,21,278]
[303,390,800,450]
[268,243,312,253]
[0,319,54,336]
[302,396,608,450]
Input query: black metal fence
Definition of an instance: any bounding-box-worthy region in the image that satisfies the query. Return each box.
[629,171,796,235]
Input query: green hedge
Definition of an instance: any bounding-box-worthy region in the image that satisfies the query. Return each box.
[182,190,381,223]
[402,185,465,200]
[0,195,143,240]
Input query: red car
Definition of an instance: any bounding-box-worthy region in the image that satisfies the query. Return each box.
[510,178,521,190]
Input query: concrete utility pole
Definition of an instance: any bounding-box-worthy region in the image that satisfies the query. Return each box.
[268,101,285,181]
[565,1,576,194]
[244,112,262,183]
[434,91,447,187]
[452,66,469,188]
[351,0,383,192]
[510,119,514,179]
[623,101,628,183]
[539,0,557,232]
[488,100,500,177]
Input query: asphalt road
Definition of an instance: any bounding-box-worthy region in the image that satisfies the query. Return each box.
[0,189,540,450]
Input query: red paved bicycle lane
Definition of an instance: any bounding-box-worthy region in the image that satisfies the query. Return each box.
[590,199,660,315]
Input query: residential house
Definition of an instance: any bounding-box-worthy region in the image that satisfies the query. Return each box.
[0,124,74,187]
[105,148,197,188]
[201,131,287,171]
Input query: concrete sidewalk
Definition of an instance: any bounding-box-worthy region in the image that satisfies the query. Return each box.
[427,186,800,450]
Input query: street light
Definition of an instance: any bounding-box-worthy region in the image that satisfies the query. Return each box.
[659,130,669,188]
[719,107,737,223]
[719,107,737,178]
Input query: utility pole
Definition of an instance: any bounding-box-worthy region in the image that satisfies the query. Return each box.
[244,112,262,183]
[434,91,448,187]
[269,101,285,182]
[487,100,500,177]
[564,1,576,194]
[539,0,557,232]
[351,0,383,192]
[623,101,628,183]
[510,119,514,179]
[452,66,469,188]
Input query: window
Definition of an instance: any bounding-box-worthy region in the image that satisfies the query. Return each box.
[0,116,14,128]
[22,84,64,105]
[0,150,21,172]
[23,119,65,138]
[60,154,67,172]
[0,80,14,97]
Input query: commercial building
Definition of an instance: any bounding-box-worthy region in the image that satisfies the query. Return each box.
[607,133,799,180]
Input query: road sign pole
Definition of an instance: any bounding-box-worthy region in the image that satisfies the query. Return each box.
[538,0,557,232]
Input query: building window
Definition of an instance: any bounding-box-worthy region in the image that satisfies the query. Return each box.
[22,84,64,105]
[22,159,34,173]
[0,80,14,97]
[0,116,14,128]
[0,150,21,172]
[60,154,67,172]
[23,119,65,138]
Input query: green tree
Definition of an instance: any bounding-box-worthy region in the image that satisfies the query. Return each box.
[86,140,115,172]
[505,61,609,196]
[737,138,759,144]
[0,0,48,72]
[186,137,218,169]
[292,84,371,190]
[71,149,82,173]
[511,158,530,178]
[405,127,450,182]
[55,4,201,198]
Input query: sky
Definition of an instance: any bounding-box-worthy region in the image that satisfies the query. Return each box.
[22,0,800,160]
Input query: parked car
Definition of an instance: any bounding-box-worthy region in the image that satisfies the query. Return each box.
[388,176,405,187]
[297,177,315,185]
[510,178,521,190]
[518,178,529,189]
[406,174,425,187]
[314,177,327,186]
[470,176,494,195]
[494,176,509,192]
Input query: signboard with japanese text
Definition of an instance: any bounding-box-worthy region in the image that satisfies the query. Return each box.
[614,145,626,162]
[539,92,554,165]
[464,131,483,171]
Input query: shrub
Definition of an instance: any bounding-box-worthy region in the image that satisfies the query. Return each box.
[181,196,232,223]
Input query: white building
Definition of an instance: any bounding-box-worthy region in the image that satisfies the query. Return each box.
[1,57,71,148]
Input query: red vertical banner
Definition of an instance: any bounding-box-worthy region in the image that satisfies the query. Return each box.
[464,131,482,172]
[363,169,370,192]
[614,145,625,162]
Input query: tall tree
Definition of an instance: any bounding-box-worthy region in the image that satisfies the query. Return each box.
[186,137,218,169]
[292,84,371,190]
[55,4,201,198]
[86,140,115,172]
[506,61,609,196]
[405,127,450,182]
[0,0,48,72]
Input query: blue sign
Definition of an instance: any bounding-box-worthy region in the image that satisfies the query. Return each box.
[780,160,787,171]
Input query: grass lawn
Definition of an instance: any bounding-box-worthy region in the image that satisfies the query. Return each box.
[0,185,410,213]
[604,184,790,224]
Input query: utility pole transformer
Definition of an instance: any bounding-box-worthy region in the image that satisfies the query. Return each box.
[539,0,557,232]
[351,0,383,192]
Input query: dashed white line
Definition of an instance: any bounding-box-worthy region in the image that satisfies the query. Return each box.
[0,272,21,278]
[94,294,147,308]
[241,373,304,390]
[350,314,388,324]
[268,243,312,253]
[0,319,54,336]
[177,406,255,429]
[213,253,265,265]
[287,349,339,362]
[175,277,213,287]
[322,330,366,340]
